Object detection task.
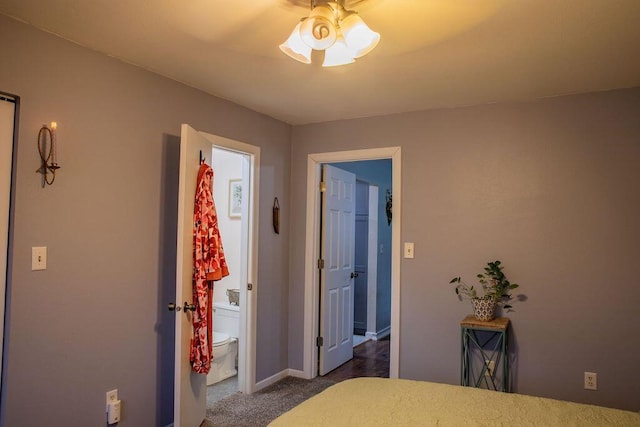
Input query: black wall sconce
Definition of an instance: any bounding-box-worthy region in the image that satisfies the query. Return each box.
[36,122,61,186]
[273,197,280,234]
[385,189,392,226]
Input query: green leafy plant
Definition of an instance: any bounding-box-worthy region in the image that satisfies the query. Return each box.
[449,260,519,311]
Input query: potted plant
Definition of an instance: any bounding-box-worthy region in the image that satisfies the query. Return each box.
[449,260,519,321]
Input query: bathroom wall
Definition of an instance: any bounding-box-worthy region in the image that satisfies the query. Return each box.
[211,147,243,305]
[0,14,291,427]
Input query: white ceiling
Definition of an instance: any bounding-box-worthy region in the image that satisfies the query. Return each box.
[1,0,639,125]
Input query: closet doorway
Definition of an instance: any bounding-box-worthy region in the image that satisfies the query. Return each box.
[0,93,17,386]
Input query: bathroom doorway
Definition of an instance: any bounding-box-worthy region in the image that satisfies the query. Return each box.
[206,146,248,404]
[173,125,259,426]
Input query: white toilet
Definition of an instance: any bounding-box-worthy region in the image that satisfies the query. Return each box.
[207,302,239,385]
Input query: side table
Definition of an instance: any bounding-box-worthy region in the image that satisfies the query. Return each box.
[460,315,510,392]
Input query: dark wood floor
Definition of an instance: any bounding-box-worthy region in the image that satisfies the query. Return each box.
[323,336,390,382]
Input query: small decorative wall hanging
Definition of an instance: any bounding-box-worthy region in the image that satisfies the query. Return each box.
[36,122,61,187]
[385,189,392,226]
[228,179,242,218]
[273,197,280,234]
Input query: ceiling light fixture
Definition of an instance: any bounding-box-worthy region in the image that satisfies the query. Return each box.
[280,0,380,67]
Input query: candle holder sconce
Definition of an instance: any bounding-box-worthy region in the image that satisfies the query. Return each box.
[385,189,392,226]
[272,197,280,234]
[36,122,61,187]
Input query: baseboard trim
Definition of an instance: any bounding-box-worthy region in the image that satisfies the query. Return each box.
[255,368,308,391]
[255,370,289,391]
[287,369,307,379]
[366,326,390,341]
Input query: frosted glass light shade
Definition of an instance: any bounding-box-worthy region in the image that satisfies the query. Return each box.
[279,22,312,64]
[322,35,355,67]
[300,5,337,50]
[341,13,380,58]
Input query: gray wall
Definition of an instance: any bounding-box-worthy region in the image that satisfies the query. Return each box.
[332,160,392,334]
[289,88,640,411]
[0,15,291,427]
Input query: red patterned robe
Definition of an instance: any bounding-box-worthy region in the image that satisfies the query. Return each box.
[190,163,229,374]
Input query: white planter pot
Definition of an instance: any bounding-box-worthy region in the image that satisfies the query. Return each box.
[471,298,497,321]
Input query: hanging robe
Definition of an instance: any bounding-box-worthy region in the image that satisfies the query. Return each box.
[190,162,230,374]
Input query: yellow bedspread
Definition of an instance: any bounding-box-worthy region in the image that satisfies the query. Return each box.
[269,377,640,426]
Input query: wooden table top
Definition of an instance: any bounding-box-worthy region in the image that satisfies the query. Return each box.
[460,315,510,331]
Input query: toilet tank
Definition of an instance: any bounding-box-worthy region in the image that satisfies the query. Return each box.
[213,302,240,338]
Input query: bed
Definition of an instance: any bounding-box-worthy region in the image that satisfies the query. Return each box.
[269,377,640,426]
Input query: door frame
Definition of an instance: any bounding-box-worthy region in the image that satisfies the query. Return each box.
[0,93,18,396]
[365,184,379,339]
[201,132,260,394]
[303,147,401,379]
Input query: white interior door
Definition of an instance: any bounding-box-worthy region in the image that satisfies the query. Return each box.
[319,164,356,375]
[174,124,212,427]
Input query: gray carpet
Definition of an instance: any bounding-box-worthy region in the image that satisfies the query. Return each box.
[202,376,337,427]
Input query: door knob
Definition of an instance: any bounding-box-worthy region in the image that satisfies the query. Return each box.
[168,302,197,312]
[351,272,359,279]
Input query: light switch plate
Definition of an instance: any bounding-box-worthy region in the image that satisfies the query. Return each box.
[31,247,47,270]
[404,242,415,259]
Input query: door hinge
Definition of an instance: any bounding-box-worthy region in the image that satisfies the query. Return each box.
[317,259,325,269]
[316,336,324,347]
[247,283,253,291]
[319,181,326,192]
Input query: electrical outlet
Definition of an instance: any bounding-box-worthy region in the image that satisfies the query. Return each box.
[584,372,597,390]
[106,389,118,411]
[485,360,495,378]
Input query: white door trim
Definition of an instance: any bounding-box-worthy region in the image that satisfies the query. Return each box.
[201,132,260,394]
[366,185,378,338]
[303,147,401,379]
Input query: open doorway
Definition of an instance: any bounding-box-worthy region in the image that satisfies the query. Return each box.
[205,146,248,405]
[320,161,392,378]
[173,125,260,427]
[331,161,392,344]
[302,147,401,380]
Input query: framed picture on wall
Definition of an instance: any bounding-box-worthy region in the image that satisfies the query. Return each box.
[228,179,242,218]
